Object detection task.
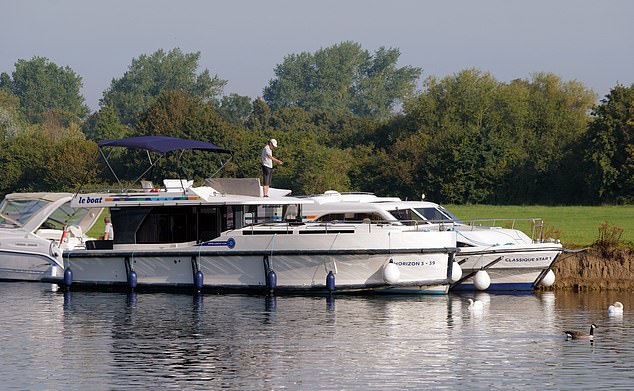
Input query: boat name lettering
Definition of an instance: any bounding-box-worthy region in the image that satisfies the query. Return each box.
[77,196,103,205]
[504,256,553,263]
[394,260,437,267]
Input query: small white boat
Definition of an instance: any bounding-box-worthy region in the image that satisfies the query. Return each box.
[0,192,101,281]
[47,136,457,294]
[301,191,563,291]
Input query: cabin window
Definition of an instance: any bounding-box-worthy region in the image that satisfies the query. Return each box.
[112,205,240,245]
[0,199,50,226]
[198,207,220,242]
[41,202,91,230]
[136,206,191,243]
[316,212,383,223]
[388,209,425,225]
[414,207,456,223]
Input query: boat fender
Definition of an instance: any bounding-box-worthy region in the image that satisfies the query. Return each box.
[194,270,204,291]
[326,270,336,292]
[63,267,73,287]
[451,262,463,282]
[266,270,277,291]
[383,261,400,284]
[128,270,138,289]
[473,270,491,291]
[540,270,556,287]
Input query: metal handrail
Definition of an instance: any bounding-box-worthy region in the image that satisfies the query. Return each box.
[460,218,546,242]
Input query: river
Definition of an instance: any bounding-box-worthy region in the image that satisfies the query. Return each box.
[1,282,633,390]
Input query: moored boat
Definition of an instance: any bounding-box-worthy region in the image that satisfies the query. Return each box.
[0,192,100,281]
[47,137,458,294]
[301,191,563,291]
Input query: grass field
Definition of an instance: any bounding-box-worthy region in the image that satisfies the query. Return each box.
[445,204,634,248]
[87,205,634,249]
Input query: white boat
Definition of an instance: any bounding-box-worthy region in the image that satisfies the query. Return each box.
[0,192,101,281]
[47,136,457,294]
[301,191,563,291]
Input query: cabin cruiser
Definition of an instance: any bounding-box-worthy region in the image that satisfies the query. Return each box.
[0,192,101,281]
[301,191,563,291]
[46,136,458,294]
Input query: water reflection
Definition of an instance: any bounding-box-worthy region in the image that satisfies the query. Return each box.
[2,283,634,389]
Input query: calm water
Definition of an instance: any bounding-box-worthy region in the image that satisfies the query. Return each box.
[2,283,634,390]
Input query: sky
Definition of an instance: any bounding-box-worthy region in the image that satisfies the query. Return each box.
[1,0,633,111]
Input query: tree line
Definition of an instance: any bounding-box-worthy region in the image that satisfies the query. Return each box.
[0,43,632,205]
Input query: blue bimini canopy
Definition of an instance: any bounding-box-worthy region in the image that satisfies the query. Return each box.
[98,136,233,155]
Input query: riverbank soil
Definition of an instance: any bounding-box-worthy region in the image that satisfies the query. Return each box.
[551,247,634,291]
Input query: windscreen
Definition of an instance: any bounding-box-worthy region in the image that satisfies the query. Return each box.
[388,209,425,226]
[414,207,461,223]
[41,202,92,230]
[0,199,50,227]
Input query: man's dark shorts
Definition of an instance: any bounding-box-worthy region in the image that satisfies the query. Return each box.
[262,165,273,186]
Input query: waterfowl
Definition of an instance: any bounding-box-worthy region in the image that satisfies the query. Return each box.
[608,301,624,315]
[564,324,597,340]
[468,298,483,311]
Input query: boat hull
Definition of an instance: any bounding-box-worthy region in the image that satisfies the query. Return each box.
[53,246,454,294]
[0,249,61,281]
[452,246,562,291]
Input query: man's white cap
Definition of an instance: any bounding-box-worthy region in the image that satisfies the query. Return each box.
[270,139,278,147]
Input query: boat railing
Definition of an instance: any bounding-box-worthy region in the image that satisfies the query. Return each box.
[75,183,190,195]
[249,218,456,234]
[459,218,547,242]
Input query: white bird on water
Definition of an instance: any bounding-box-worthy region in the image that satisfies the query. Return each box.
[608,301,624,316]
[468,298,483,311]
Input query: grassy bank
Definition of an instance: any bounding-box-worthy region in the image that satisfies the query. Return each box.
[446,204,634,248]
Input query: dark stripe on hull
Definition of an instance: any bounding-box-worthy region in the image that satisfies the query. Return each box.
[43,276,450,295]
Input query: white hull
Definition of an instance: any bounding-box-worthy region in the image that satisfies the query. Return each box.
[0,192,99,282]
[57,229,457,294]
[453,245,562,291]
[0,249,61,281]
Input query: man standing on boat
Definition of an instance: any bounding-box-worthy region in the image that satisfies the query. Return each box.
[103,217,114,240]
[261,138,283,197]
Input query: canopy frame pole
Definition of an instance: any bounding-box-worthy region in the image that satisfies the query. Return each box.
[99,147,123,192]
[130,154,163,189]
[209,153,234,178]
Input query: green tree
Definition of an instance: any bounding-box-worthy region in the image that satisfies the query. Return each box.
[101,48,227,127]
[113,90,235,183]
[514,73,596,203]
[245,98,272,130]
[383,69,595,204]
[0,90,24,140]
[586,84,634,203]
[82,104,130,141]
[0,57,89,124]
[218,94,253,125]
[264,41,421,119]
[0,125,98,194]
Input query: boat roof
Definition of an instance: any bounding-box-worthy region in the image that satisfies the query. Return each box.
[71,186,313,208]
[98,136,233,155]
[5,192,74,202]
[305,191,440,209]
